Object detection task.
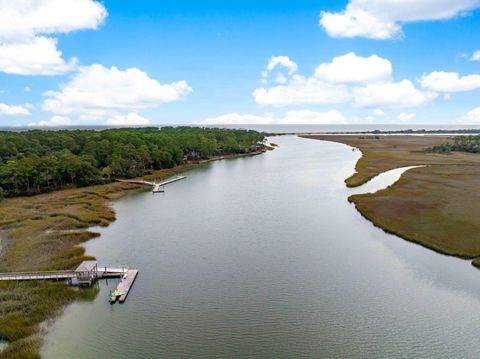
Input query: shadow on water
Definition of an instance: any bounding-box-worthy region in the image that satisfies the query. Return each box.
[77,283,101,303]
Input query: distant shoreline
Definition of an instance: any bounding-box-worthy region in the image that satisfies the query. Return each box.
[3,124,480,136]
[270,129,480,136]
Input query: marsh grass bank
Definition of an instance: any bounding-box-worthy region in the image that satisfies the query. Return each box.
[0,144,270,359]
[0,163,198,359]
[303,135,480,268]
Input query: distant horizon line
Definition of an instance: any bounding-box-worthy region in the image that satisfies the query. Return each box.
[2,123,480,133]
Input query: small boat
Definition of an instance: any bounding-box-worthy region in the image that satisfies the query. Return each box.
[109,290,123,303]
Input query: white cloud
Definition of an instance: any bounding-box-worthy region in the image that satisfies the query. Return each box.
[321,6,399,40]
[253,75,350,106]
[266,56,298,75]
[420,71,480,92]
[106,113,150,126]
[276,73,288,84]
[353,80,437,107]
[0,103,31,116]
[372,108,385,116]
[320,0,480,39]
[397,112,416,122]
[314,52,392,83]
[471,50,480,61]
[42,64,192,121]
[200,113,274,125]
[279,109,347,124]
[0,0,106,75]
[0,0,107,41]
[0,36,77,75]
[254,54,433,108]
[458,108,480,124]
[198,109,347,125]
[28,115,73,127]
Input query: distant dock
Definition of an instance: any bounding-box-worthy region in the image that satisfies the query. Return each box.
[117,175,186,193]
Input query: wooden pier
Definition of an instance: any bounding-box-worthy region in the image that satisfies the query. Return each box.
[0,270,74,281]
[117,175,186,193]
[114,269,139,303]
[0,261,139,304]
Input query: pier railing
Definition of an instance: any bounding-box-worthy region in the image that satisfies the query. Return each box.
[0,270,74,281]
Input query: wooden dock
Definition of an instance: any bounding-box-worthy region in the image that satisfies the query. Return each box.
[0,270,74,281]
[114,269,139,303]
[0,261,140,304]
[117,175,186,190]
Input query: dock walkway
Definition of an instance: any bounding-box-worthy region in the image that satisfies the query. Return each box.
[0,270,74,281]
[117,175,186,188]
[115,269,139,303]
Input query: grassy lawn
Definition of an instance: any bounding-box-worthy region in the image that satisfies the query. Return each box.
[302,135,480,266]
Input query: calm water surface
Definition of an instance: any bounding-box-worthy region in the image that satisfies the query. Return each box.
[42,136,480,358]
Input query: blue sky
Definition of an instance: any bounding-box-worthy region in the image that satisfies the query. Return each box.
[0,0,480,126]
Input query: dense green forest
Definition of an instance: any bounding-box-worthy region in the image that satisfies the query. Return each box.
[0,127,265,197]
[427,135,480,154]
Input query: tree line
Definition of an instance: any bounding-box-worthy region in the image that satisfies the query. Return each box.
[427,135,480,154]
[0,127,265,197]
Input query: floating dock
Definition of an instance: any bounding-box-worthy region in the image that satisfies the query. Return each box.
[114,269,139,303]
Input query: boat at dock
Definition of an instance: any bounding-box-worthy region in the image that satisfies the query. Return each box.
[109,290,123,303]
[109,269,139,304]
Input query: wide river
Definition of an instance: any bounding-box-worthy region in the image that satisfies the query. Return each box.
[42,136,480,358]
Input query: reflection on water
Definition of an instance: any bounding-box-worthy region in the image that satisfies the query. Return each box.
[42,136,480,359]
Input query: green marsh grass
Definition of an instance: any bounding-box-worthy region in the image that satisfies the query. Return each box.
[0,164,196,358]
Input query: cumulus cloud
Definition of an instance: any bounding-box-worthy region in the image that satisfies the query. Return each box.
[198,110,347,125]
[276,73,288,84]
[266,56,298,75]
[279,110,347,124]
[106,113,150,126]
[471,50,480,61]
[0,0,107,41]
[253,76,350,106]
[420,71,480,92]
[0,103,31,116]
[397,112,416,122]
[254,53,433,108]
[0,37,77,75]
[372,108,385,116]
[315,52,392,83]
[458,108,480,124]
[0,0,106,75]
[42,64,192,121]
[28,115,73,127]
[353,80,437,107]
[200,113,274,125]
[320,0,480,39]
